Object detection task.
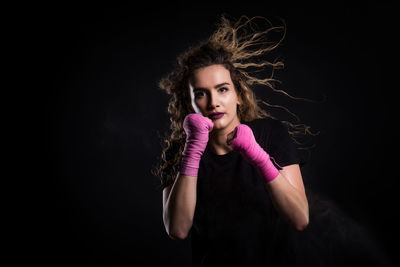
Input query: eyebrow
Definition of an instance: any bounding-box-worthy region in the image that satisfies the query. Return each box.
[193,82,230,91]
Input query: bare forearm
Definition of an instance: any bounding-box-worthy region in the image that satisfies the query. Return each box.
[265,173,309,231]
[163,173,197,239]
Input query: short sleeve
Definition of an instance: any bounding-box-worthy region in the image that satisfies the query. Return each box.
[266,120,304,169]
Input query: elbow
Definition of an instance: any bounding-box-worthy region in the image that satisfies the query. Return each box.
[164,218,190,240]
[294,212,309,232]
[167,227,189,240]
[294,201,310,231]
[169,231,189,240]
[294,220,309,231]
[163,212,191,240]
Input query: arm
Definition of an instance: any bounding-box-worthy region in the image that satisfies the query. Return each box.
[264,164,309,231]
[163,173,197,240]
[228,124,309,231]
[162,113,213,240]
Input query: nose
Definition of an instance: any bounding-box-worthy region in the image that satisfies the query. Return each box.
[207,91,220,110]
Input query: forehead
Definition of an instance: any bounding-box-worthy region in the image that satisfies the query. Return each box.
[191,64,232,87]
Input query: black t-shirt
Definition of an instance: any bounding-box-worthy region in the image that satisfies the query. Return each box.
[160,118,392,266]
[192,118,301,267]
[162,117,303,267]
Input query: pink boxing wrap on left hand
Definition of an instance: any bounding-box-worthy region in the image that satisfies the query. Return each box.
[229,124,279,183]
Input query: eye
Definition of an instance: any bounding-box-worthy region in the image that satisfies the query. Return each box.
[219,87,228,93]
[194,91,205,98]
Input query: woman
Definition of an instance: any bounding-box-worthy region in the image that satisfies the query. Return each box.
[153,15,391,267]
[153,14,309,266]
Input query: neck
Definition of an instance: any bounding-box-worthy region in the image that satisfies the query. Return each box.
[209,117,241,155]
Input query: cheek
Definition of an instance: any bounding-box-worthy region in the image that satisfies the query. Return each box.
[226,95,239,109]
[194,98,206,108]
[194,99,210,115]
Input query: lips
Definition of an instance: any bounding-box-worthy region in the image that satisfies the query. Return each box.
[208,112,224,120]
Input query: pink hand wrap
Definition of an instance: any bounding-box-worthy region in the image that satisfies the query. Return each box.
[230,124,279,183]
[179,113,214,177]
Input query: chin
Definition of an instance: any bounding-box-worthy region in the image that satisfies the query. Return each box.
[211,117,228,129]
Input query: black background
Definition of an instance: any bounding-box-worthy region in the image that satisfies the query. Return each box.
[42,1,397,266]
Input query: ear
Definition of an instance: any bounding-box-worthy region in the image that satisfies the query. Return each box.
[237,96,243,106]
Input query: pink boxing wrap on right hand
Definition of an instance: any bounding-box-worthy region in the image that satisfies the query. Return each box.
[230,124,280,183]
[179,113,214,177]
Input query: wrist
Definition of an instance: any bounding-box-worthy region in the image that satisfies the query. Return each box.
[179,155,200,177]
[179,144,205,177]
[243,145,279,183]
[255,154,279,183]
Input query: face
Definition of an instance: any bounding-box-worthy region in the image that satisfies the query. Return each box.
[188,64,242,132]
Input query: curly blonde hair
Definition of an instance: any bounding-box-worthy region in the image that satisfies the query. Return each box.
[151,14,316,189]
